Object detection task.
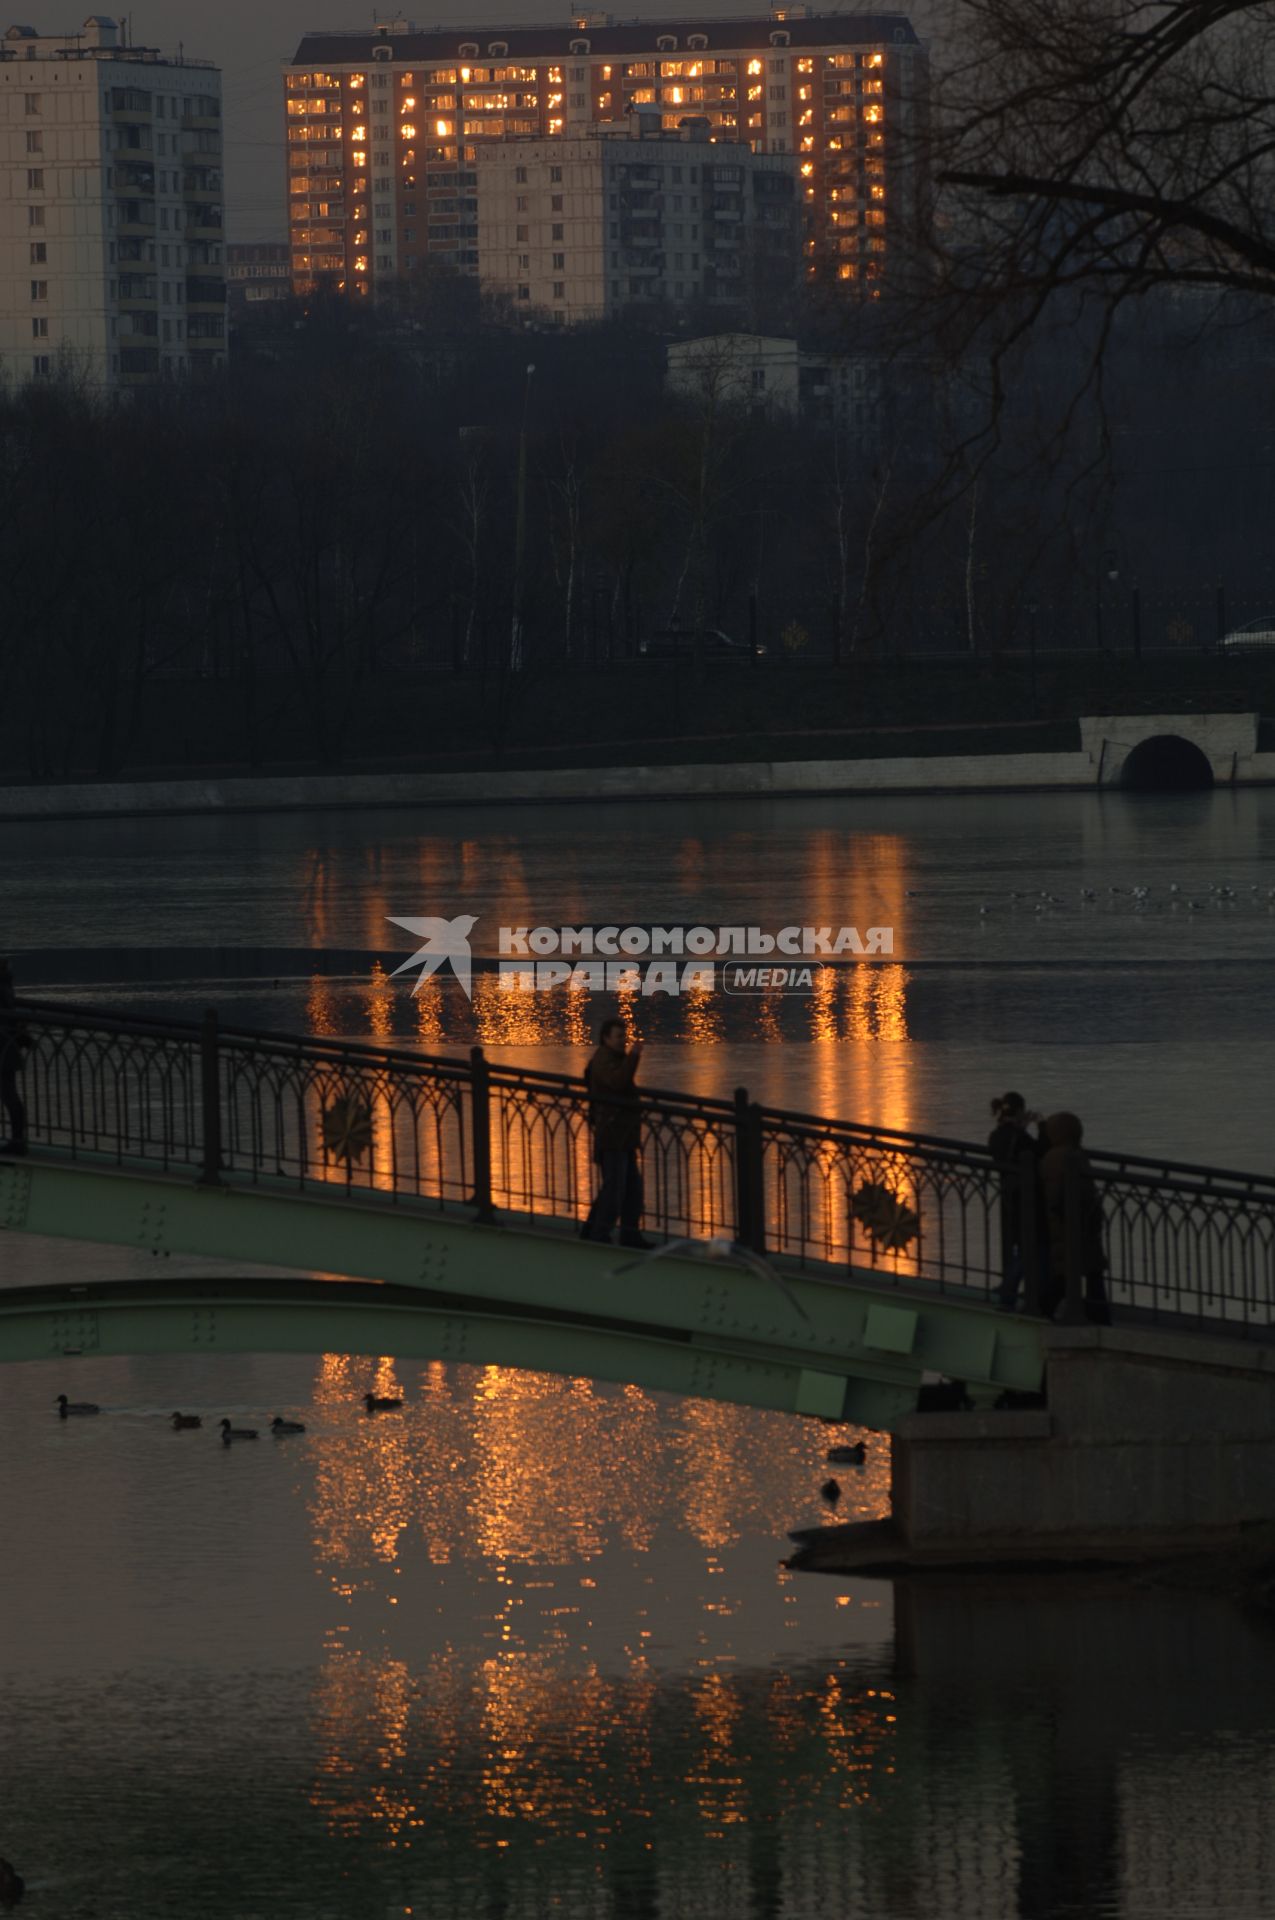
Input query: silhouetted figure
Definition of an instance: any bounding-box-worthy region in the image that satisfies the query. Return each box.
[916,1379,974,1411]
[820,1477,841,1507]
[1039,1111,1112,1325]
[826,1440,867,1465]
[0,960,29,1157]
[0,1857,23,1907]
[582,1017,652,1249]
[364,1392,403,1412]
[988,1090,1046,1312]
[171,1412,201,1430]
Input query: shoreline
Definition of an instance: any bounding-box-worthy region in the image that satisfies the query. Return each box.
[1,711,1272,822]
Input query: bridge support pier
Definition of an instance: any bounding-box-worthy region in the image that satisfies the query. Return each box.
[792,1324,1275,1573]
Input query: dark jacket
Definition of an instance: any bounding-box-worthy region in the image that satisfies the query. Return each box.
[1039,1111,1106,1280]
[988,1119,1045,1250]
[0,971,27,1060]
[586,1044,641,1154]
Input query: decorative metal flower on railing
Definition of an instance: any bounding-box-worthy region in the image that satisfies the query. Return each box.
[851,1179,920,1252]
[321,1093,374,1164]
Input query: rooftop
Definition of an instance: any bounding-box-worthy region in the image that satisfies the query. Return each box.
[291,12,920,63]
[3,16,215,64]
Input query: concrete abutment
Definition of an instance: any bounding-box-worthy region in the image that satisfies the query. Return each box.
[796,1325,1275,1573]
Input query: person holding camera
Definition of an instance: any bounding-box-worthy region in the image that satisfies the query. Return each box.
[988,1090,1046,1312]
[0,959,29,1157]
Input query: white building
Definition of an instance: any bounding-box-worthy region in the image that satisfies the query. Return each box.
[0,16,224,389]
[476,112,796,324]
[667,330,888,438]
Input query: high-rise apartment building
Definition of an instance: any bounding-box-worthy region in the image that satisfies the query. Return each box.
[476,115,796,325]
[285,10,924,300]
[0,15,225,389]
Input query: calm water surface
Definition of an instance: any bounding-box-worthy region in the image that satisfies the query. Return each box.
[2,790,1274,1919]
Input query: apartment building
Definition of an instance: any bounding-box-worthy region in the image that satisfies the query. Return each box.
[227,240,291,314]
[0,16,224,389]
[476,114,795,324]
[285,9,924,301]
[667,331,891,439]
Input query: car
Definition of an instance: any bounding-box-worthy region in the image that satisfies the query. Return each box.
[1217,617,1275,651]
[638,625,767,659]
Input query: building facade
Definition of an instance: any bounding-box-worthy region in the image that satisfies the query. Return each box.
[227,240,291,314]
[667,331,889,438]
[476,115,795,324]
[0,15,224,389]
[285,10,924,301]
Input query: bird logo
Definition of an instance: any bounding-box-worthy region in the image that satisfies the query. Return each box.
[386,913,478,999]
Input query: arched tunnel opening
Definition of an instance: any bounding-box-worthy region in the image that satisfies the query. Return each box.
[1119,734,1215,792]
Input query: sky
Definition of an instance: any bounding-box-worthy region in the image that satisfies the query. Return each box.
[69,0,943,239]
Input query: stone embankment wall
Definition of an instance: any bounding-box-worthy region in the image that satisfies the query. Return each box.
[1,713,1274,821]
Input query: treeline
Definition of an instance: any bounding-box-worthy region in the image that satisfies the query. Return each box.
[2,283,1274,778]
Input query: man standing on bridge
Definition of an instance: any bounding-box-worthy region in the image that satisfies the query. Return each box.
[0,959,28,1157]
[582,1017,653,1249]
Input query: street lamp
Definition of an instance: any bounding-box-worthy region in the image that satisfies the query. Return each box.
[1096,548,1119,651]
[509,362,536,674]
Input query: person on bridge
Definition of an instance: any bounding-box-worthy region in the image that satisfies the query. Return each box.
[581,1017,653,1249]
[988,1091,1047,1312]
[1039,1111,1111,1325]
[0,959,28,1157]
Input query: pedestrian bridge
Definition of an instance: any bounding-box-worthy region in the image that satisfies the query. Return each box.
[2,1003,1271,1431]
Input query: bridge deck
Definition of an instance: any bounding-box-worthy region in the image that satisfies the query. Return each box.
[1,1000,1271,1417]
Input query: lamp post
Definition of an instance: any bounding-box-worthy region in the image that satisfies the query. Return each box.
[1097,548,1119,652]
[509,362,535,674]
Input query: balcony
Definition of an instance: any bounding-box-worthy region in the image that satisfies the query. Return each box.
[117,164,155,195]
[185,206,224,236]
[182,131,223,160]
[120,345,160,382]
[110,87,153,118]
[186,276,226,307]
[118,273,157,304]
[116,200,157,233]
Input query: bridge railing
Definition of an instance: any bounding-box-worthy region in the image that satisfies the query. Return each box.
[8,1001,1275,1333]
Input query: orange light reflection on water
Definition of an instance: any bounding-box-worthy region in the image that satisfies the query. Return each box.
[303,1358,895,1861]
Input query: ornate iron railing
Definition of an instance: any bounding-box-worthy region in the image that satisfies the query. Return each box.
[6,1000,1275,1334]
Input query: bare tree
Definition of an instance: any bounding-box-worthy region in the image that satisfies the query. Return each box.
[932,1,1275,339]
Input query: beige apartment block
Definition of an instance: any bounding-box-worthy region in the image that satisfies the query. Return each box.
[0,15,224,390]
[476,116,794,325]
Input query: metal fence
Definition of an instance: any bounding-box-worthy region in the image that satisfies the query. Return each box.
[9,1000,1275,1335]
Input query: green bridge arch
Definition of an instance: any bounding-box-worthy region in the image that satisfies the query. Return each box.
[0,1157,1046,1430]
